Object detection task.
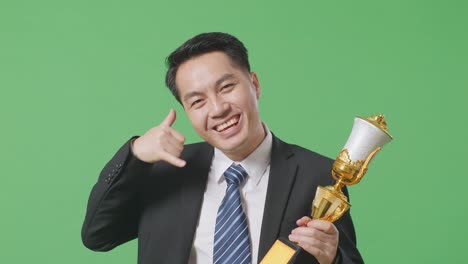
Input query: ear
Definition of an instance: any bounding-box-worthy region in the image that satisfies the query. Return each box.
[251,72,261,99]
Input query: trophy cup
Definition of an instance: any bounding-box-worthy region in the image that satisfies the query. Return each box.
[260,114,393,264]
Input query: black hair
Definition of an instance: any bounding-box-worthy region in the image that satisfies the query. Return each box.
[165,32,251,103]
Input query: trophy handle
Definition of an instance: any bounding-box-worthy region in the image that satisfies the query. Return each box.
[355,147,381,183]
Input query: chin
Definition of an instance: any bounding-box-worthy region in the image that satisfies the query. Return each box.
[204,124,250,152]
[219,138,249,156]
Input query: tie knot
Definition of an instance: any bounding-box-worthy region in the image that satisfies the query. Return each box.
[224,164,248,186]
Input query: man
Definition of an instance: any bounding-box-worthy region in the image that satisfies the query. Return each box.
[82,32,363,264]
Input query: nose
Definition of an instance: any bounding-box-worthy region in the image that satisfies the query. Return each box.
[208,97,229,118]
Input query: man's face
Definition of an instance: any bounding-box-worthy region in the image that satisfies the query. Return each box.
[176,51,265,161]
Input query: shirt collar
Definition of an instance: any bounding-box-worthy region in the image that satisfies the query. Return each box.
[212,124,272,186]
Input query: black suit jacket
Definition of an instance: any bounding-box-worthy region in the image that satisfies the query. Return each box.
[82,135,364,264]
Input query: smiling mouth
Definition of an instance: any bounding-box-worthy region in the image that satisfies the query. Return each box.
[215,115,240,132]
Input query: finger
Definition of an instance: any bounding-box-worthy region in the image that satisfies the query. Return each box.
[289,233,325,249]
[169,127,185,143]
[307,220,338,235]
[159,150,186,167]
[163,140,183,157]
[296,216,312,227]
[296,241,327,262]
[291,226,329,243]
[290,225,338,264]
[160,109,177,127]
[289,234,333,256]
[163,131,184,151]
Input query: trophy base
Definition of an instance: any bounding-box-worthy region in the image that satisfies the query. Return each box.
[260,237,318,264]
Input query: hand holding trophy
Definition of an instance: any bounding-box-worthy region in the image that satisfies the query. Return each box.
[261,114,393,264]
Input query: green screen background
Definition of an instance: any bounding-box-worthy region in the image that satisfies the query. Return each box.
[1,0,466,263]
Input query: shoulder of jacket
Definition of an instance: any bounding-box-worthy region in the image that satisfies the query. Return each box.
[290,144,332,161]
[274,135,334,164]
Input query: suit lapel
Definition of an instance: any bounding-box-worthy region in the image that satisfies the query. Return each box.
[179,143,214,263]
[258,135,298,262]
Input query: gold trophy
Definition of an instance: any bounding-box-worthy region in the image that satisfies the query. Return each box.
[261,114,393,264]
[311,114,392,221]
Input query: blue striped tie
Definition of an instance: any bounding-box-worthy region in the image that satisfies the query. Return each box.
[213,163,252,264]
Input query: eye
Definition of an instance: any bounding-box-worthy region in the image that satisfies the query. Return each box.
[191,98,204,108]
[221,83,234,90]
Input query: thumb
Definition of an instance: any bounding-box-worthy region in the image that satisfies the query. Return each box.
[161,109,177,127]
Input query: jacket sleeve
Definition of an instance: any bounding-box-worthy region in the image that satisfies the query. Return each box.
[334,187,365,264]
[81,138,152,251]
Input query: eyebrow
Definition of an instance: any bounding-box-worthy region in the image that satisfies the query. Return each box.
[214,73,236,88]
[182,73,236,103]
[183,91,204,103]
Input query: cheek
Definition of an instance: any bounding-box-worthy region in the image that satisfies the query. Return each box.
[188,111,207,132]
[231,88,254,107]
[242,92,259,113]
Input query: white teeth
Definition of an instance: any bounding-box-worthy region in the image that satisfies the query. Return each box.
[216,117,239,132]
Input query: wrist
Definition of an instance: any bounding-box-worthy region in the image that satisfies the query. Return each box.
[332,248,341,264]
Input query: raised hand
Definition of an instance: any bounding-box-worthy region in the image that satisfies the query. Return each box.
[132,109,186,167]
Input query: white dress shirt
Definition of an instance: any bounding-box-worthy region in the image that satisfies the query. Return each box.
[188,127,273,264]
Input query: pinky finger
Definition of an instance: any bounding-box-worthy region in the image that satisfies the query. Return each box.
[160,151,186,167]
